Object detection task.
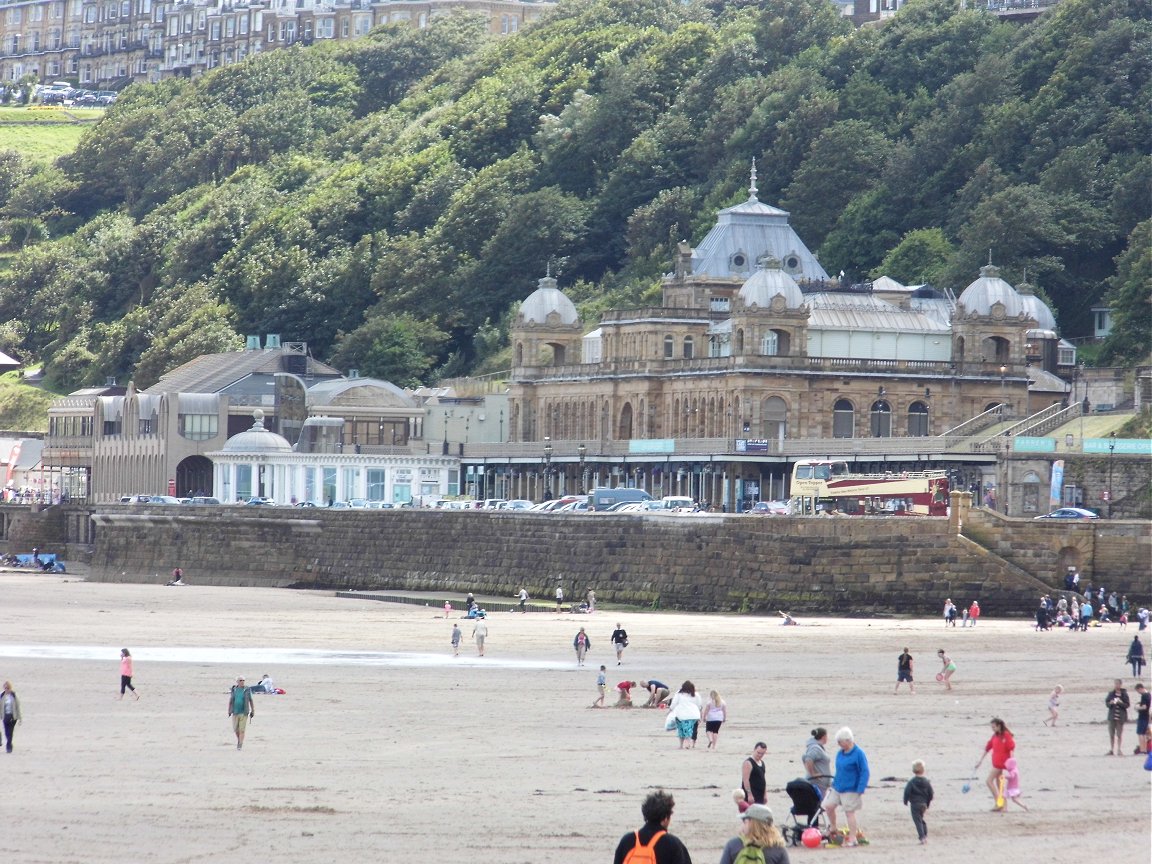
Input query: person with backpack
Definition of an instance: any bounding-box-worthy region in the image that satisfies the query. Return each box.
[718,803,790,864]
[612,790,692,864]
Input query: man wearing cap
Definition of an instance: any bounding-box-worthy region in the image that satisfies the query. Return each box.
[718,804,790,864]
[612,789,692,864]
[227,676,254,750]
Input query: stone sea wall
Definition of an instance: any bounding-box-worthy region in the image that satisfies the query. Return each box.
[78,505,1152,616]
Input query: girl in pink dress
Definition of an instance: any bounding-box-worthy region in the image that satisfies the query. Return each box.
[1003,757,1028,810]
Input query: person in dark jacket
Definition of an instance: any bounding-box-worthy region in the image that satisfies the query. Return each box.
[1127,636,1145,678]
[612,790,692,864]
[1106,679,1130,756]
[903,760,934,844]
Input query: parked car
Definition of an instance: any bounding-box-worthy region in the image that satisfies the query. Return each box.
[244,496,276,506]
[119,494,153,503]
[606,501,646,512]
[1034,507,1098,520]
[187,496,221,505]
[748,500,791,516]
[145,495,182,504]
[588,487,653,512]
[644,496,698,513]
[365,501,394,509]
[504,499,534,510]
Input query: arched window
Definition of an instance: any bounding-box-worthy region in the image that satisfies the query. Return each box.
[870,400,892,437]
[618,403,633,440]
[907,401,929,436]
[683,336,694,359]
[735,329,744,354]
[515,342,523,366]
[763,396,787,443]
[1021,470,1041,514]
[663,334,674,359]
[833,399,854,439]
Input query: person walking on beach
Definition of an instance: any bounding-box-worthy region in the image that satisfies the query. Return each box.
[667,681,701,750]
[937,649,956,690]
[1133,682,1149,755]
[1044,685,1062,727]
[903,759,933,845]
[118,648,140,701]
[968,600,981,627]
[717,803,789,864]
[227,676,254,750]
[824,727,870,847]
[943,599,957,627]
[974,718,1014,811]
[611,623,629,665]
[518,587,528,613]
[802,728,832,795]
[472,618,488,657]
[703,690,727,749]
[555,584,564,612]
[593,665,607,708]
[1,681,21,753]
[895,647,915,694]
[742,742,768,805]
[450,623,462,656]
[1127,635,1145,678]
[1105,679,1130,756]
[573,626,590,666]
[611,789,692,864]
[1002,757,1028,810]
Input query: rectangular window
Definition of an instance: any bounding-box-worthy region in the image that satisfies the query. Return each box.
[209,20,219,39]
[235,465,252,500]
[367,469,385,501]
[392,483,410,504]
[342,467,359,499]
[225,17,233,36]
[178,414,218,441]
[340,17,349,36]
[238,15,247,34]
[138,418,153,435]
[322,467,336,505]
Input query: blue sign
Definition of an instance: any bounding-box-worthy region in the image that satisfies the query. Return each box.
[735,439,773,453]
[629,439,675,454]
[1012,436,1056,453]
[1083,438,1152,455]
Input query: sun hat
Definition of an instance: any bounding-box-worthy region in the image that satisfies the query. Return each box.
[742,804,774,824]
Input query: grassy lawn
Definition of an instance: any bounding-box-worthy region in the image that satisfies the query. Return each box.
[0,106,104,163]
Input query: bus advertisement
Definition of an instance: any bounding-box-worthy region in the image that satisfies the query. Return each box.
[790,459,950,517]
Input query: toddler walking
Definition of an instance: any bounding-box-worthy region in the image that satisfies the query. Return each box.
[902,760,934,844]
[1043,684,1062,726]
[1003,757,1028,810]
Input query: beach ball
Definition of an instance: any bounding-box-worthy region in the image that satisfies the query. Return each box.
[801,827,822,849]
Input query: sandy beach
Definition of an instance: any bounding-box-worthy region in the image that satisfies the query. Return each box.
[0,573,1147,863]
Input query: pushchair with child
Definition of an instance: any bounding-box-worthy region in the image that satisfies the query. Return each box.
[783,778,826,846]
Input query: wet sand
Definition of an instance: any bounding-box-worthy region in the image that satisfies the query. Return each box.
[0,573,1147,863]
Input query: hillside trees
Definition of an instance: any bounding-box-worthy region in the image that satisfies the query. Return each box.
[0,0,1147,391]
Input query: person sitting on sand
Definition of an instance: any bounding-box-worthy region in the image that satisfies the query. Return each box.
[166,568,186,586]
[778,611,797,626]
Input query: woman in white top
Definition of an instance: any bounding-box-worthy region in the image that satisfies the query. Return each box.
[704,690,728,749]
[668,681,702,750]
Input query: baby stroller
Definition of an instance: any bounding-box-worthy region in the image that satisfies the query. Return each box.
[783,779,826,847]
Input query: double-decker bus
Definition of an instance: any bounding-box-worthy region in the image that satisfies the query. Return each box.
[789,459,950,517]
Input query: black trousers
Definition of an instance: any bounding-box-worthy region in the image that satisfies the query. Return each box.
[910,803,928,840]
[3,714,15,751]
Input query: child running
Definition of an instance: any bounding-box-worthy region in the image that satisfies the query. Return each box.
[902,760,934,845]
[1043,685,1062,726]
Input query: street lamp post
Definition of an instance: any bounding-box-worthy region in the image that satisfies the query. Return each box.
[577,443,587,493]
[1107,431,1116,517]
[543,437,553,500]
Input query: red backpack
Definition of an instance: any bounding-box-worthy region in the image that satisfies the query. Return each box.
[622,830,665,864]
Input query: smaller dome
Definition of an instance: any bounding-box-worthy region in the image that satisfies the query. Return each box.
[518,275,579,326]
[222,409,293,454]
[738,256,804,309]
[957,264,1024,318]
[1015,282,1057,331]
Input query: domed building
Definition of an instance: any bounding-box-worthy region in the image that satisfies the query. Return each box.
[497,167,1075,509]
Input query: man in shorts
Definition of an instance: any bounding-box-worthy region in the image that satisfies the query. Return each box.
[824,727,870,847]
[227,676,254,750]
[895,647,915,694]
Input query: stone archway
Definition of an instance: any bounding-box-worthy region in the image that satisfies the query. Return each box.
[176,455,214,498]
